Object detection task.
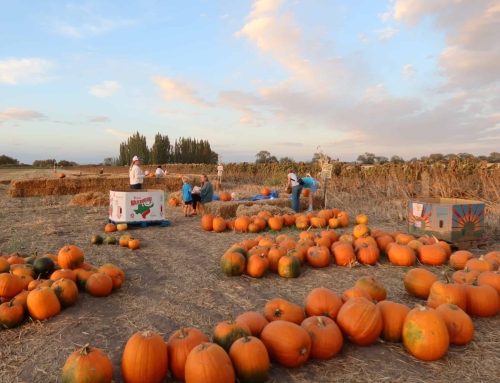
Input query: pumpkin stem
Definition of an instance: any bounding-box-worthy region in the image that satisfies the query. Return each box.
[80,344,91,355]
[227,314,235,324]
[299,346,308,355]
[242,334,251,343]
[442,271,452,284]
[317,316,325,327]
[8,298,16,307]
[142,330,152,338]
[273,308,282,318]
[179,328,187,339]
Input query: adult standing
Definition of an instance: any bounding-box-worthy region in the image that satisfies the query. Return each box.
[286,168,303,213]
[129,156,145,189]
[200,174,214,204]
[301,173,319,213]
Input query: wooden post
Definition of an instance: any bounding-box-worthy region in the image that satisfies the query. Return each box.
[323,178,328,209]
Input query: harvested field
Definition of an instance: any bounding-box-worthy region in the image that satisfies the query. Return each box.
[1,168,500,383]
[69,192,109,207]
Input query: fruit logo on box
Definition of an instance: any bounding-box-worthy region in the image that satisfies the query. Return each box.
[131,197,154,219]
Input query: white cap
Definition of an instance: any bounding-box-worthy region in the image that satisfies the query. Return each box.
[132,156,141,162]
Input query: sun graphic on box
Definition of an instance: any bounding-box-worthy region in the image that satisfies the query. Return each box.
[452,205,484,237]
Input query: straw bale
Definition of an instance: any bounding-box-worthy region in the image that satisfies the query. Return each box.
[236,204,295,217]
[69,192,109,207]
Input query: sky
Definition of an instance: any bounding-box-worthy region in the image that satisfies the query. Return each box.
[0,0,499,164]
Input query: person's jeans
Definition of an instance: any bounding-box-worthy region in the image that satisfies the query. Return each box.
[191,193,201,209]
[130,184,142,190]
[291,185,303,212]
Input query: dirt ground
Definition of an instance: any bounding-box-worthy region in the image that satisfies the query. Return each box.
[1,170,499,383]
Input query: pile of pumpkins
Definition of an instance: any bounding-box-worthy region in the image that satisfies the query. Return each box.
[90,223,141,249]
[0,246,125,329]
[201,207,355,233]
[60,273,485,383]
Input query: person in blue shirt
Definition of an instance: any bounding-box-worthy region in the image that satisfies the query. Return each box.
[301,173,319,213]
[181,176,193,217]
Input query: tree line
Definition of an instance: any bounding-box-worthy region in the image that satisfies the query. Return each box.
[356,152,500,164]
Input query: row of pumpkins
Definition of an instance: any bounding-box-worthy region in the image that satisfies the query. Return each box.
[201,208,360,233]
[60,273,483,383]
[0,246,125,329]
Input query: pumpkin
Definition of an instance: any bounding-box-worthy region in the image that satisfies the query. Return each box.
[407,239,424,252]
[306,245,331,268]
[8,253,26,265]
[402,305,449,361]
[253,218,266,231]
[395,233,414,245]
[12,264,36,278]
[213,217,227,232]
[246,246,269,260]
[354,244,380,265]
[267,246,285,272]
[33,257,55,276]
[213,314,251,352]
[236,312,269,337]
[291,245,308,265]
[0,298,25,329]
[264,298,305,325]
[320,230,338,243]
[295,217,310,230]
[128,239,140,250]
[0,273,24,298]
[355,214,369,224]
[51,278,78,308]
[235,217,250,233]
[61,343,113,383]
[59,173,66,178]
[282,214,296,227]
[220,252,246,276]
[104,223,116,232]
[264,217,281,232]
[185,342,235,383]
[341,287,371,303]
[278,254,300,278]
[98,264,125,289]
[229,335,270,383]
[85,273,113,297]
[302,188,310,197]
[354,276,386,302]
[219,191,231,201]
[314,236,331,248]
[0,258,10,273]
[260,187,271,196]
[354,235,377,248]
[117,223,128,231]
[18,275,33,291]
[427,273,467,311]
[464,281,500,317]
[246,254,269,278]
[336,297,383,346]
[477,271,500,295]
[27,286,61,320]
[435,304,474,345]
[332,244,356,266]
[257,211,272,221]
[300,316,343,360]
[304,287,343,320]
[258,236,275,249]
[484,251,500,264]
[452,267,480,284]
[328,218,340,229]
[435,239,452,258]
[376,301,410,342]
[228,243,248,257]
[58,245,84,270]
[122,330,169,383]
[418,245,448,266]
[279,239,297,252]
[50,269,77,282]
[167,327,211,381]
[331,207,341,217]
[352,224,370,239]
[449,250,474,270]
[12,290,30,315]
[119,235,131,247]
[247,223,259,233]
[76,270,96,291]
[299,232,316,241]
[169,197,179,206]
[403,268,439,299]
[201,214,215,231]
[465,255,498,273]
[388,244,416,266]
[260,320,311,368]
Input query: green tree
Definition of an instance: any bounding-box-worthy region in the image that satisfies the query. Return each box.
[390,155,405,164]
[374,156,389,164]
[488,152,500,163]
[255,150,278,164]
[280,156,294,163]
[429,153,445,162]
[357,152,375,164]
[150,133,171,164]
[0,155,19,165]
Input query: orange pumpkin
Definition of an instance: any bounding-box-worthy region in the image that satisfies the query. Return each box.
[246,254,269,278]
[352,224,370,239]
[167,328,210,381]
[51,278,79,308]
[282,214,296,227]
[201,214,215,231]
[465,255,498,273]
[306,245,331,268]
[236,312,269,338]
[376,301,410,342]
[27,286,61,320]
[267,217,283,231]
[234,217,250,233]
[418,245,448,266]
[452,267,480,284]
[336,297,383,345]
[0,273,24,299]
[427,273,467,311]
[128,239,141,250]
[477,271,500,295]
[354,244,380,265]
[185,342,235,383]
[304,287,343,320]
[50,268,77,282]
[403,268,439,299]
[354,276,386,302]
[435,304,474,345]
[98,264,125,289]
[260,187,271,196]
[85,273,113,297]
[464,282,500,317]
[449,250,474,270]
[0,298,25,329]
[61,343,113,383]
[341,287,371,303]
[267,245,285,272]
[213,314,252,352]
[300,316,343,359]
[212,217,227,233]
[263,298,305,325]
[104,223,116,232]
[302,188,310,197]
[229,335,270,383]
[388,244,416,266]
[219,191,231,201]
[332,244,356,266]
[58,245,84,270]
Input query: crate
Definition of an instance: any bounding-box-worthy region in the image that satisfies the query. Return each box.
[109,189,165,223]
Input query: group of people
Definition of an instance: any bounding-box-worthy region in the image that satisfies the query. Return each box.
[129,156,318,215]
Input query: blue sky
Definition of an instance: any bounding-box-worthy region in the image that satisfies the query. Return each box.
[1,0,499,164]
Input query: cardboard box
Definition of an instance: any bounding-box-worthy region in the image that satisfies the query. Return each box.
[109,190,165,223]
[408,198,485,243]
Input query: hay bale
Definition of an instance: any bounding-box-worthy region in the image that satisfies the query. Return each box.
[236,204,295,217]
[69,192,109,207]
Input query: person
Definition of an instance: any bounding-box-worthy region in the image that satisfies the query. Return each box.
[155,166,163,177]
[182,176,193,217]
[200,174,214,204]
[164,166,169,175]
[99,167,104,174]
[191,185,202,215]
[285,168,303,213]
[301,173,319,212]
[231,192,238,201]
[129,156,145,189]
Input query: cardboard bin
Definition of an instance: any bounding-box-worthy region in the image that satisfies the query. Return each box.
[109,189,165,223]
[408,198,485,243]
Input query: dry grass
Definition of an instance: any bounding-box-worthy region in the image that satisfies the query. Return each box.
[69,192,109,207]
[1,168,500,382]
[236,204,296,217]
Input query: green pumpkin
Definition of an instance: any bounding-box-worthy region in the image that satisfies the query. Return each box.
[104,236,116,245]
[220,252,246,276]
[278,254,300,278]
[227,245,247,258]
[33,257,55,277]
[91,235,104,245]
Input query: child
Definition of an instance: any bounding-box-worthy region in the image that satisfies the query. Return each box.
[182,176,193,217]
[231,192,238,201]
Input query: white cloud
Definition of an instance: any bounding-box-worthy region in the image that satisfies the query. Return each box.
[151,77,212,107]
[358,33,370,44]
[105,129,131,138]
[247,0,284,19]
[0,58,55,85]
[200,14,207,18]
[403,64,417,78]
[88,116,110,122]
[379,12,391,22]
[88,81,121,97]
[0,108,48,121]
[55,17,137,39]
[376,25,399,40]
[220,14,229,19]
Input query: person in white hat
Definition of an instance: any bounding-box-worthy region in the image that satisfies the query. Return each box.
[129,156,145,189]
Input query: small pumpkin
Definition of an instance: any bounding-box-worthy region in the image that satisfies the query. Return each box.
[352,224,370,239]
[452,267,480,284]
[267,245,285,272]
[85,273,113,297]
[229,335,270,383]
[427,273,467,311]
[128,239,141,250]
[263,298,305,325]
[306,245,331,268]
[278,254,300,278]
[0,298,25,329]
[104,223,116,232]
[332,244,356,266]
[201,214,215,231]
[388,244,416,266]
[403,268,439,299]
[213,314,252,352]
[61,343,113,383]
[0,257,10,273]
[477,271,500,295]
[246,254,269,278]
[27,286,61,320]
[235,217,250,233]
[236,312,269,337]
[58,245,84,270]
[449,250,474,270]
[355,214,369,224]
[76,269,96,291]
[213,217,227,232]
[260,320,311,368]
[304,287,343,320]
[185,342,235,383]
[220,252,246,277]
[354,244,380,265]
[402,305,449,361]
[465,255,498,273]
[12,264,36,278]
[117,223,128,231]
[122,330,169,383]
[219,191,231,201]
[300,316,343,359]
[52,278,79,308]
[119,235,132,247]
[336,297,383,346]
[167,327,210,381]
[50,268,77,282]
[354,276,386,302]
[376,301,411,342]
[0,273,24,299]
[435,303,474,345]
[98,264,125,289]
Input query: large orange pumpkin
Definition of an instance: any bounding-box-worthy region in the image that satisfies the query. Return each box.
[185,342,235,383]
[435,303,474,345]
[306,245,331,268]
[61,343,113,383]
[341,287,372,303]
[418,245,448,266]
[465,255,498,273]
[332,244,356,266]
[336,297,383,346]
[260,320,311,368]
[267,217,283,231]
[58,245,84,270]
[403,268,439,299]
[300,316,343,360]
[388,244,416,266]
[449,250,474,270]
[85,273,113,297]
[304,287,343,320]
[354,244,380,265]
[27,286,61,320]
[263,298,305,325]
[51,278,79,308]
[477,271,500,295]
[236,312,269,338]
[376,301,410,342]
[201,214,215,231]
[354,276,386,302]
[402,306,449,361]
[427,273,467,311]
[246,254,269,278]
[122,330,169,383]
[50,268,76,283]
[235,217,250,233]
[464,282,500,317]
[213,217,227,233]
[229,335,270,383]
[0,273,25,299]
[167,327,210,381]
